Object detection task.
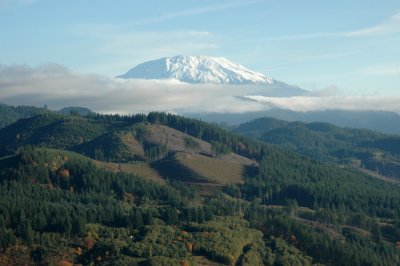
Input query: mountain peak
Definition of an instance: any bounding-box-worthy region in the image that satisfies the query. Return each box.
[117,55,274,85]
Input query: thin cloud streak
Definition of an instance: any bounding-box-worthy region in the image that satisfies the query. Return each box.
[265,11,400,41]
[344,11,400,37]
[0,0,38,8]
[70,26,219,74]
[264,32,342,41]
[359,65,400,77]
[135,0,265,25]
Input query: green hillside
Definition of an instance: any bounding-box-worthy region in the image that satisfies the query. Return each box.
[0,103,96,130]
[0,104,50,129]
[234,117,400,181]
[0,112,399,265]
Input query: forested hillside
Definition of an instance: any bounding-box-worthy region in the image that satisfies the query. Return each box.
[0,103,94,130]
[191,109,400,135]
[0,112,399,265]
[0,104,50,129]
[234,117,400,181]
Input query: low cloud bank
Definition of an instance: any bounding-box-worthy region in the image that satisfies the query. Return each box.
[0,63,399,114]
[243,95,400,113]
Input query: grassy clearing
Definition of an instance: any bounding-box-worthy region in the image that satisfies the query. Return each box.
[176,152,245,185]
[144,124,212,155]
[120,132,146,159]
[95,161,165,183]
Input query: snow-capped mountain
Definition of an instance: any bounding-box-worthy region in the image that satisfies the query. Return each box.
[117,55,273,85]
[117,55,308,97]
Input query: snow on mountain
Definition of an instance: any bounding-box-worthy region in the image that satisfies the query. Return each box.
[117,55,274,85]
[117,55,309,97]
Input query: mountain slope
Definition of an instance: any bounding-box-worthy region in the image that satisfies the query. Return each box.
[117,55,273,84]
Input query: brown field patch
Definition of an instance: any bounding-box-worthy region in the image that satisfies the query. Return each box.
[120,132,146,159]
[176,152,245,185]
[144,124,212,155]
[95,161,165,183]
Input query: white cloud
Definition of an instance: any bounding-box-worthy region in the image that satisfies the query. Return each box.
[243,95,400,113]
[1,64,399,115]
[0,64,267,114]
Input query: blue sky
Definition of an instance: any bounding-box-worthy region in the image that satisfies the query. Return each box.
[0,0,399,96]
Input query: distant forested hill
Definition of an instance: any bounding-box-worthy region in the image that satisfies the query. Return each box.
[0,103,95,130]
[0,103,50,129]
[58,106,94,116]
[234,116,400,181]
[0,111,399,265]
[189,108,400,135]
